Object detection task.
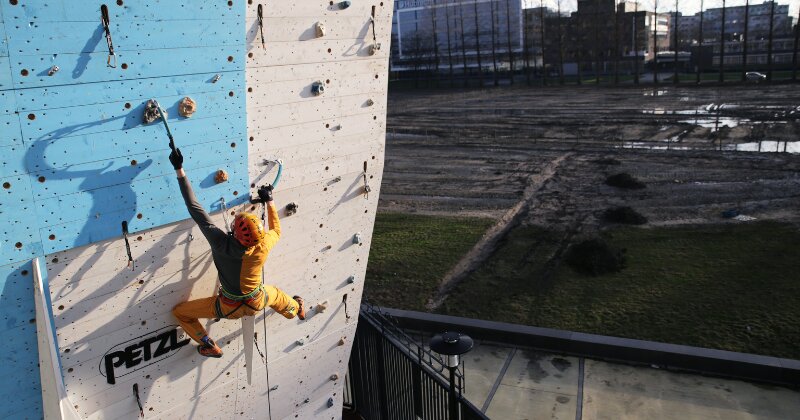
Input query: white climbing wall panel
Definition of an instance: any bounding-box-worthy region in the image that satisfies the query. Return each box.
[0,0,390,419]
[244,0,389,418]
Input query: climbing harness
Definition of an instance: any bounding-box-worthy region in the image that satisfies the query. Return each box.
[133,383,144,417]
[213,284,264,318]
[257,4,266,50]
[121,221,134,271]
[100,5,117,68]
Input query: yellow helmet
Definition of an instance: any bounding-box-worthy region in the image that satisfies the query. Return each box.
[232,212,265,247]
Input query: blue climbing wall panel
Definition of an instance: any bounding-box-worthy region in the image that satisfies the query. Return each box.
[0,1,247,417]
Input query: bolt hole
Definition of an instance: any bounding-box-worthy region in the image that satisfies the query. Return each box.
[229,91,234,97]
[138,280,144,284]
[231,211,235,215]
[228,0,233,6]
[248,87,253,92]
[231,142,236,148]
[20,69,28,76]
[121,63,128,69]
[375,74,379,79]
[28,113,36,120]
[21,270,28,275]
[58,305,64,310]
[325,123,330,128]
[326,79,330,84]
[319,224,323,228]
[10,0,18,5]
[233,191,239,196]
[248,52,254,58]
[130,159,137,166]
[64,348,70,353]
[327,48,332,53]
[38,176,46,183]
[137,213,142,219]
[2,182,10,189]
[117,0,123,5]
[228,56,234,62]
[68,368,73,373]
[249,136,254,141]
[15,242,22,249]
[49,234,56,240]
[52,258,58,263]
[124,102,131,109]
[136,236,142,241]
[325,166,329,170]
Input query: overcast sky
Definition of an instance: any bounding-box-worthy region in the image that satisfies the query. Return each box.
[523,0,799,16]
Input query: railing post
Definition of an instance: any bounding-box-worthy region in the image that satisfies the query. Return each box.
[413,346,423,418]
[376,324,390,420]
[448,366,459,420]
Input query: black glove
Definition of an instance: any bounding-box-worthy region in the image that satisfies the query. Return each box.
[257,184,274,202]
[169,148,183,170]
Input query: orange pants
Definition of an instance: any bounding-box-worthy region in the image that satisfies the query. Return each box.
[172,285,300,344]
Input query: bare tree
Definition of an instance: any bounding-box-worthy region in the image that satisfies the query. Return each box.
[473,0,484,86]
[444,1,455,86]
[696,0,704,83]
[653,0,660,85]
[430,0,440,85]
[614,1,620,84]
[674,0,679,84]
[741,0,749,81]
[794,8,799,81]
[541,0,548,85]
[524,8,532,85]
[491,0,499,86]
[719,0,726,83]
[459,7,469,86]
[634,0,640,84]
[557,0,565,85]
[767,0,775,81]
[505,0,515,84]
[406,32,437,87]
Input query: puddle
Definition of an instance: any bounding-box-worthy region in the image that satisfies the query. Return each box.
[618,140,799,153]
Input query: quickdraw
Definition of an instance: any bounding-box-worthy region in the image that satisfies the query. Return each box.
[121,221,134,271]
[100,5,117,68]
[219,197,231,233]
[257,4,266,50]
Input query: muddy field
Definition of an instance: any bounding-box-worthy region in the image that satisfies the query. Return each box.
[380,84,800,231]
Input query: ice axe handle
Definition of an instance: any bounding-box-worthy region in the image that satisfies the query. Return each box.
[154,102,176,151]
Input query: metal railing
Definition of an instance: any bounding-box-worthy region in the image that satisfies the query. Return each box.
[345,303,488,420]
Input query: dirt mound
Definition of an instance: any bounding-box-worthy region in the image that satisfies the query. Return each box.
[605,173,646,189]
[566,238,626,276]
[603,206,648,225]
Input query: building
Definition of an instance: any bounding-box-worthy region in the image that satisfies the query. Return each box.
[391,0,525,77]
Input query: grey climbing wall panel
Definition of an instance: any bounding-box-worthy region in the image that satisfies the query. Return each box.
[0,0,390,419]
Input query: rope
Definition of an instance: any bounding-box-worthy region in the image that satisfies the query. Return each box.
[271,161,283,187]
[133,383,144,417]
[260,202,273,420]
[220,197,231,233]
[100,5,116,68]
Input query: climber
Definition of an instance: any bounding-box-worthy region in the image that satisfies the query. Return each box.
[168,147,306,358]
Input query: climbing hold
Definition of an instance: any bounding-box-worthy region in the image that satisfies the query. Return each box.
[338,337,346,346]
[346,275,356,284]
[142,99,164,124]
[286,202,298,216]
[352,233,363,245]
[368,43,382,56]
[178,97,197,118]
[311,81,325,96]
[336,1,351,9]
[214,170,229,184]
[315,21,326,38]
[47,65,60,76]
[366,99,375,106]
[332,176,342,184]
[330,373,339,381]
[270,385,279,391]
[316,301,329,313]
[333,124,342,131]
[211,74,222,83]
[296,339,306,346]
[303,398,311,404]
[327,397,334,408]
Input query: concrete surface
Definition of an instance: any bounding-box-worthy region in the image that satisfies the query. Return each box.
[459,340,800,420]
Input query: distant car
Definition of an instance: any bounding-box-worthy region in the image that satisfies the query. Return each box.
[746,72,766,82]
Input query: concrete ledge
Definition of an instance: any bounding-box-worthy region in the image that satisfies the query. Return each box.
[378,307,800,387]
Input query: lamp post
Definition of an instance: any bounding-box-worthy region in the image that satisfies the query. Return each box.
[430,331,474,420]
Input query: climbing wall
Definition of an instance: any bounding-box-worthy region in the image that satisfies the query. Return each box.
[0,0,391,419]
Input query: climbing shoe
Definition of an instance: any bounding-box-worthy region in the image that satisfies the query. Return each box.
[293,296,307,320]
[197,338,223,358]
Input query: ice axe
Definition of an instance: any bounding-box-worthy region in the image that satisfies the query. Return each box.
[144,99,176,152]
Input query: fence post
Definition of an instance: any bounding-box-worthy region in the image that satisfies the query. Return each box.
[376,324,390,420]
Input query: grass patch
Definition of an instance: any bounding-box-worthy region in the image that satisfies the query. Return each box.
[365,213,495,311]
[440,222,800,359]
